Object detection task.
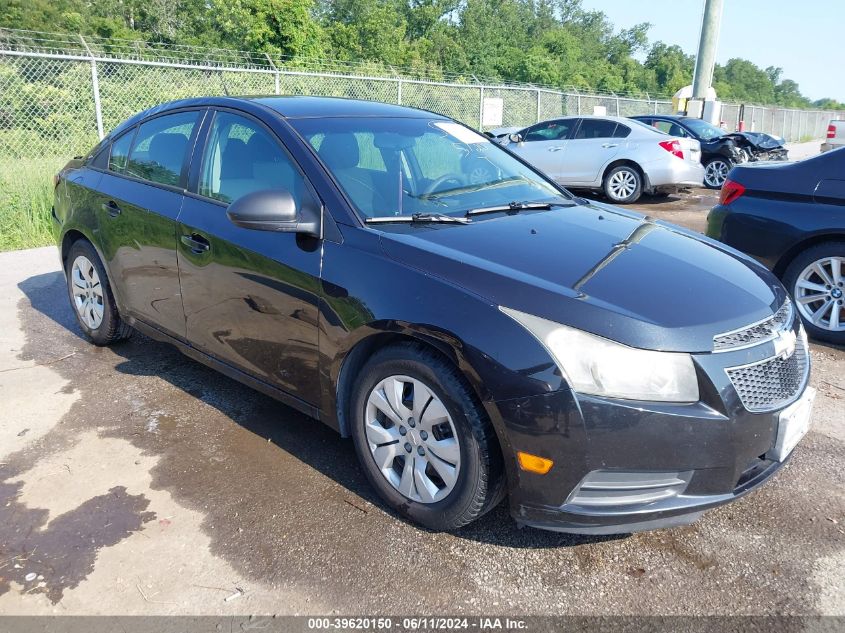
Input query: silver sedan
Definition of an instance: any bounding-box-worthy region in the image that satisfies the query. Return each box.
[488,115,704,204]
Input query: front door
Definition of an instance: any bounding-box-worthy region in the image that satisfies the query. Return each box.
[176,109,322,406]
[513,118,575,178]
[93,109,203,338]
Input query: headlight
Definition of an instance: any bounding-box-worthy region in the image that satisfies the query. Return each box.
[500,307,700,402]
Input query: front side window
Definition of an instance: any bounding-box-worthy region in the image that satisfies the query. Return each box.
[126,111,199,186]
[199,111,308,206]
[524,119,573,142]
[291,117,568,219]
[108,130,134,173]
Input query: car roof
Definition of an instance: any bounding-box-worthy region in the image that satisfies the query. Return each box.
[251,95,444,119]
[107,95,447,140]
[631,114,688,122]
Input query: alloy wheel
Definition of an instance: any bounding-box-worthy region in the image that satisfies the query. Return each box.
[794,256,845,332]
[607,169,637,201]
[607,169,637,200]
[704,159,729,187]
[70,255,105,329]
[364,375,461,504]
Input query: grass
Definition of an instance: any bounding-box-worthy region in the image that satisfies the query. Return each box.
[0,158,63,252]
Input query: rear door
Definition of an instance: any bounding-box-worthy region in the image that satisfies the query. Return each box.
[176,108,323,406]
[92,109,204,338]
[511,118,575,178]
[562,118,622,185]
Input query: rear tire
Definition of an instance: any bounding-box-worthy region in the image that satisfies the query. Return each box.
[603,165,642,204]
[350,343,505,531]
[783,242,845,345]
[65,240,131,346]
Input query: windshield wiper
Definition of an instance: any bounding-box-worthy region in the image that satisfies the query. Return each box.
[466,200,574,217]
[365,212,471,225]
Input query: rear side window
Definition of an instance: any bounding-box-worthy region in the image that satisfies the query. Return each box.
[612,124,632,138]
[199,111,308,206]
[574,119,618,139]
[126,111,199,186]
[108,130,134,173]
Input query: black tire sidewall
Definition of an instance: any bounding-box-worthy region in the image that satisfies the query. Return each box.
[65,240,121,346]
[604,165,642,204]
[783,242,845,345]
[350,349,489,531]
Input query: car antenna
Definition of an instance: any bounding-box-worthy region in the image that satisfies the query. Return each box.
[218,70,230,96]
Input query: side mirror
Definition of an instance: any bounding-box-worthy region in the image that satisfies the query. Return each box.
[509,133,523,144]
[226,189,320,236]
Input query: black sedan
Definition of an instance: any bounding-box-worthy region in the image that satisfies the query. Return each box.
[631,115,787,189]
[707,148,845,345]
[54,96,813,534]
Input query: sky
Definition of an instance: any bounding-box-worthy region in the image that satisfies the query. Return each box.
[579,0,845,102]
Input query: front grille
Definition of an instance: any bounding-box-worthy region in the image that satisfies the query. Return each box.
[713,299,793,351]
[726,335,809,412]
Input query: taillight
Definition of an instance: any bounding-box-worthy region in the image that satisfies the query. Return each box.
[719,179,746,205]
[659,139,684,160]
[827,124,836,139]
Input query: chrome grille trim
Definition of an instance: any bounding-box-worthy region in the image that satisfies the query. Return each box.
[713,299,794,352]
[725,332,810,413]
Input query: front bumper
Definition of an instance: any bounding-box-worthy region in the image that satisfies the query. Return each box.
[496,314,810,534]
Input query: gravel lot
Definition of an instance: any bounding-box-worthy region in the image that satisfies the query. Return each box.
[0,182,842,616]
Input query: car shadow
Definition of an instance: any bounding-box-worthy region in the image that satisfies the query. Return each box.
[17,270,619,550]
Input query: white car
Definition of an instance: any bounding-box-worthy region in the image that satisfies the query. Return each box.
[487,116,704,203]
[821,120,845,153]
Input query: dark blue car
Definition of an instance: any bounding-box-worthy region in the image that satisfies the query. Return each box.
[708,148,845,345]
[53,97,814,534]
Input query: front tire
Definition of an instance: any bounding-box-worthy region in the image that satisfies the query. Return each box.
[65,239,131,346]
[783,242,845,344]
[350,344,504,531]
[603,165,643,204]
[703,157,731,189]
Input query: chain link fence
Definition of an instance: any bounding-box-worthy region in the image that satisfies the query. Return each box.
[2,32,843,166]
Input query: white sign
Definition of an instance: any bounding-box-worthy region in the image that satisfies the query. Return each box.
[482,97,504,127]
[592,105,607,116]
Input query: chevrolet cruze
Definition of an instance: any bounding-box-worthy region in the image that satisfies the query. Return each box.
[53,97,814,534]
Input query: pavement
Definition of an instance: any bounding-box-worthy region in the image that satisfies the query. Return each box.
[0,145,843,616]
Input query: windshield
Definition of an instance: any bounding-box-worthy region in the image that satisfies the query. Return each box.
[290,117,569,219]
[682,118,726,141]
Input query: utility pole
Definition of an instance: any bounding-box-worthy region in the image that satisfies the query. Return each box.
[692,0,724,99]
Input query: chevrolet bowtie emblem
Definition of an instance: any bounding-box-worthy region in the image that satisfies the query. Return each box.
[773,329,797,359]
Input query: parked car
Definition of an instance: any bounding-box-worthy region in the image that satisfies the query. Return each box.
[55,96,813,535]
[486,115,703,203]
[631,115,788,189]
[821,120,845,153]
[707,148,845,344]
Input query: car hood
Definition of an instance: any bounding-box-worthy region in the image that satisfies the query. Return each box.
[377,202,786,353]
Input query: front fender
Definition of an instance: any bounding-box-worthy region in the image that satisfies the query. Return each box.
[316,229,573,450]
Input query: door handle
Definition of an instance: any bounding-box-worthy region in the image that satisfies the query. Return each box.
[547,146,564,152]
[102,200,121,217]
[601,143,619,148]
[181,233,211,254]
